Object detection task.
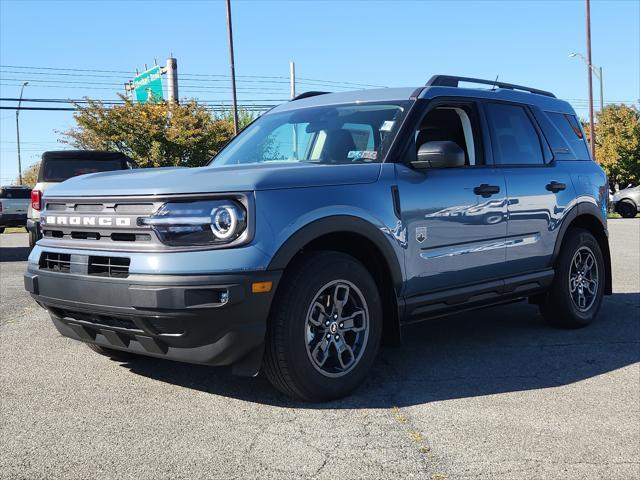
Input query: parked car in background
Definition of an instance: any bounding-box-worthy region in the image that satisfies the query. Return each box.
[612,185,639,218]
[0,185,32,233]
[27,151,136,247]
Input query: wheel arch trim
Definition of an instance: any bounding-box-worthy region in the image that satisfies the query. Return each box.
[267,215,404,292]
[551,202,612,295]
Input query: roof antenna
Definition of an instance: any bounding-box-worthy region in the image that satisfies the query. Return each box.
[491,75,499,91]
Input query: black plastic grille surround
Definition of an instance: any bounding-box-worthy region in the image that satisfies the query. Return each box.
[39,252,130,278]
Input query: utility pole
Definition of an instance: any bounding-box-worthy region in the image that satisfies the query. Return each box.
[225,0,239,135]
[597,66,603,113]
[165,57,179,104]
[15,81,28,185]
[289,61,296,99]
[290,61,297,159]
[585,0,596,160]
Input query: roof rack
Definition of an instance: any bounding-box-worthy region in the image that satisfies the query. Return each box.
[426,75,556,98]
[291,91,331,101]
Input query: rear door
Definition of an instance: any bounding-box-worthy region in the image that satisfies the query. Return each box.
[482,102,575,276]
[396,99,507,297]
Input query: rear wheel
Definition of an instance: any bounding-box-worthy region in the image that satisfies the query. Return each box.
[264,251,382,402]
[616,200,637,218]
[540,228,605,328]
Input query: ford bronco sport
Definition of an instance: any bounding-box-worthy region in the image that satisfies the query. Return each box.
[24,75,612,401]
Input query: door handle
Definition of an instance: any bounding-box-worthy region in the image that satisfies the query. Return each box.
[473,184,501,197]
[546,181,566,193]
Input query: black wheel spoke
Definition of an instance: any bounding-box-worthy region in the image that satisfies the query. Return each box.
[305,279,369,378]
[568,246,599,312]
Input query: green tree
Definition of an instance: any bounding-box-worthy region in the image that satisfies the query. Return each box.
[60,97,255,168]
[16,162,40,188]
[588,104,640,190]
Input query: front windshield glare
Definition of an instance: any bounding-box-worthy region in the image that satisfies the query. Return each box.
[211,102,409,166]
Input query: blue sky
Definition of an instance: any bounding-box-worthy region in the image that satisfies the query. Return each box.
[1,0,638,184]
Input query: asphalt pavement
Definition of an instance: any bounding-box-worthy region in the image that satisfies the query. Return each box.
[1,220,638,480]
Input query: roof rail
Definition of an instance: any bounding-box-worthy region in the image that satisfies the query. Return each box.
[291,91,331,101]
[426,75,556,98]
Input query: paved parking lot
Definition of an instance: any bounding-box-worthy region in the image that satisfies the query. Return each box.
[1,220,638,480]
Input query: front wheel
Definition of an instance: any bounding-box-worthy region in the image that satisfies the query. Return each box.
[540,228,605,328]
[263,251,382,402]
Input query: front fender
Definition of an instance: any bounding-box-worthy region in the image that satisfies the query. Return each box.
[268,214,404,292]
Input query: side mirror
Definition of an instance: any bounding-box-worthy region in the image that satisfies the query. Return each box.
[412,141,465,169]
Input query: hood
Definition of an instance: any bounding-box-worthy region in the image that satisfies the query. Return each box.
[43,163,382,198]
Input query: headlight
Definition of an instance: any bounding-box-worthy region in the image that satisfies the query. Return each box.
[139,200,247,246]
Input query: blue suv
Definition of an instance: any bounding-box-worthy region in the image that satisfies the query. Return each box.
[24,75,612,401]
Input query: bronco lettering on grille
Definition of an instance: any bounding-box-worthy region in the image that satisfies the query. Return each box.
[42,216,132,227]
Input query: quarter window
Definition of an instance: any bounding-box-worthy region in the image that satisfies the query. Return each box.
[485,103,544,165]
[547,112,591,160]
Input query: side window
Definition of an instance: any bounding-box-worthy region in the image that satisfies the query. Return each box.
[413,104,481,166]
[546,112,591,160]
[485,103,544,165]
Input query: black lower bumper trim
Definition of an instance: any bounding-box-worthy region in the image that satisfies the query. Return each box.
[26,267,281,373]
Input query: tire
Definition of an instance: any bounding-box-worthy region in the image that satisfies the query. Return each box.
[0,227,4,234]
[264,251,382,402]
[28,229,37,248]
[616,200,637,219]
[86,342,137,361]
[540,228,605,328]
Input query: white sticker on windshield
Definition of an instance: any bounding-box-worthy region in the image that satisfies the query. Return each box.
[380,120,395,132]
[348,150,378,161]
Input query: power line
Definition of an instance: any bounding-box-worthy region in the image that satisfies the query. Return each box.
[0,64,385,88]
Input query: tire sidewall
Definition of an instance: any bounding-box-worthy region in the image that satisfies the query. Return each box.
[555,230,605,326]
[275,253,382,400]
[616,201,637,219]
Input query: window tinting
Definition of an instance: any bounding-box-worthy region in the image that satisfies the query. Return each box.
[485,103,544,165]
[547,112,591,160]
[41,159,125,182]
[0,188,31,199]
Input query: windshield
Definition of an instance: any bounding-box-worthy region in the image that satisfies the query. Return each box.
[40,159,126,182]
[211,102,410,166]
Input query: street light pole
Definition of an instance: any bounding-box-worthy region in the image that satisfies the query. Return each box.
[225,0,239,135]
[569,52,604,112]
[585,0,596,160]
[15,81,28,185]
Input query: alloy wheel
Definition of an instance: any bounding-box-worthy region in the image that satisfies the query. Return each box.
[569,246,599,312]
[305,280,370,378]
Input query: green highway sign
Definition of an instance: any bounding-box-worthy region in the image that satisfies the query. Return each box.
[132,66,163,103]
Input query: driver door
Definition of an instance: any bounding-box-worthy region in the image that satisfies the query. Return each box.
[396,100,507,298]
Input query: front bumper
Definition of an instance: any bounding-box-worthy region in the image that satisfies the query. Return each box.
[0,213,27,227]
[24,266,281,374]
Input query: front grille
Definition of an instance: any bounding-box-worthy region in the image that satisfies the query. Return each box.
[40,199,163,250]
[39,252,130,278]
[88,256,130,278]
[39,252,71,273]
